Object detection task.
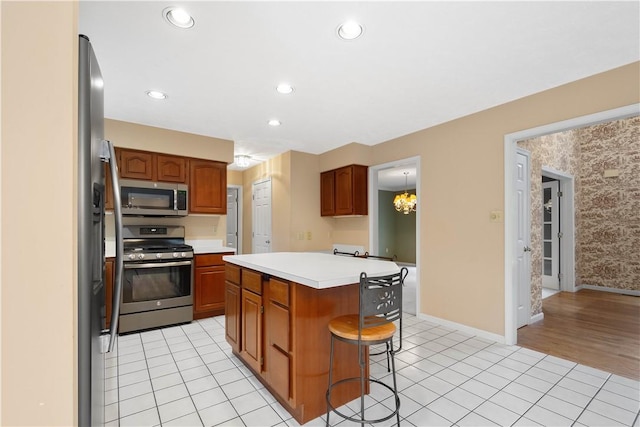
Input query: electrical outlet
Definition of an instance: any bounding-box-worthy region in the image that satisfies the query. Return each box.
[490,210,503,223]
[306,231,312,240]
[296,232,304,240]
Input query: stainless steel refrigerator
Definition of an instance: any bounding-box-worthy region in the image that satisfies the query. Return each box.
[78,34,123,426]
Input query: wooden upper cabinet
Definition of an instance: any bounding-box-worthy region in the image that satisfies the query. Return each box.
[320,170,335,216]
[118,148,155,180]
[116,148,188,183]
[321,164,368,216]
[157,154,187,183]
[189,159,227,214]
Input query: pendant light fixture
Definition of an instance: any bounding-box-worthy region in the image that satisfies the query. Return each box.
[393,172,417,214]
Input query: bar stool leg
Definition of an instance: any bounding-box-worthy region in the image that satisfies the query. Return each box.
[390,336,400,426]
[326,335,335,427]
[359,344,365,426]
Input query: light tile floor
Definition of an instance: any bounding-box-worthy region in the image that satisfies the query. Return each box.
[107,314,640,426]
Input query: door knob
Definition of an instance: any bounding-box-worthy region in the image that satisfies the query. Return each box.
[524,246,532,252]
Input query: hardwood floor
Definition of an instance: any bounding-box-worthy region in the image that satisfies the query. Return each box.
[517,289,640,380]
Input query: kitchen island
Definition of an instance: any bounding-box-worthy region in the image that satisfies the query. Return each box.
[223,252,399,424]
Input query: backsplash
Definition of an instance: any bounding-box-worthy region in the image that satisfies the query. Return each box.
[105,213,227,242]
[518,115,639,316]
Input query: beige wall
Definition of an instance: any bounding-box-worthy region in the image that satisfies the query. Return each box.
[105,119,234,163]
[1,2,78,425]
[372,62,639,335]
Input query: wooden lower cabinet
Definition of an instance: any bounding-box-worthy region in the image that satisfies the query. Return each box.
[193,253,232,319]
[225,281,241,353]
[224,263,363,424]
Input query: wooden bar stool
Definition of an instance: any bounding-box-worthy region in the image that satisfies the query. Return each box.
[325,268,408,426]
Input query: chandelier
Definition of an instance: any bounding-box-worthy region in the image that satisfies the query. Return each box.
[393,172,417,214]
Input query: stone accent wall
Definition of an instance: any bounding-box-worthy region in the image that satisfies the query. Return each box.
[517,115,639,316]
[576,116,640,291]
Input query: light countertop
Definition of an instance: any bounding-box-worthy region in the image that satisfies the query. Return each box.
[186,239,236,255]
[223,252,400,289]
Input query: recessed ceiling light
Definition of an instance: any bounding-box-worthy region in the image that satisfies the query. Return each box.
[276,83,294,94]
[146,90,167,100]
[337,21,363,40]
[235,155,251,168]
[268,119,281,126]
[163,7,194,29]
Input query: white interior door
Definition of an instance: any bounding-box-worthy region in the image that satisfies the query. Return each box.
[226,187,239,252]
[542,180,560,289]
[252,178,272,254]
[516,149,531,328]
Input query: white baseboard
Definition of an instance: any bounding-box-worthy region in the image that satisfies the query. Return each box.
[416,313,506,344]
[580,284,640,297]
[530,313,544,324]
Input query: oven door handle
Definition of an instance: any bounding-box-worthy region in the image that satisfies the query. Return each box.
[124,260,193,269]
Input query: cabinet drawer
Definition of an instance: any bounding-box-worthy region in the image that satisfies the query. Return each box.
[196,254,225,267]
[225,264,241,285]
[269,278,289,307]
[242,269,262,295]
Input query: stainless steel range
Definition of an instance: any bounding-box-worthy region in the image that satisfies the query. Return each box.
[119,225,193,333]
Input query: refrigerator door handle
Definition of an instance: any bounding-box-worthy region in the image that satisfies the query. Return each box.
[103,140,123,352]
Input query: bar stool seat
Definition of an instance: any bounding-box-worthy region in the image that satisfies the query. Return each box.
[329,315,396,342]
[325,268,408,427]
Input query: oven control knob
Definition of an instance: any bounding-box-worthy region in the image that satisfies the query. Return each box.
[181,252,186,258]
[137,254,145,260]
[128,254,135,260]
[173,252,179,258]
[156,253,162,259]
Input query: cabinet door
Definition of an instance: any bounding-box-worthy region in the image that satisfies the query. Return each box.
[194,265,225,318]
[189,159,227,214]
[320,170,335,216]
[334,165,368,216]
[118,149,155,180]
[241,289,262,373]
[334,166,354,215]
[105,258,114,329]
[267,345,290,400]
[157,154,187,183]
[225,281,241,354]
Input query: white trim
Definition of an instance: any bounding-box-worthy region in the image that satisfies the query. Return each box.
[369,156,421,316]
[504,103,640,345]
[541,167,576,293]
[580,285,640,297]
[227,184,243,254]
[530,312,544,324]
[515,148,532,328]
[417,313,506,344]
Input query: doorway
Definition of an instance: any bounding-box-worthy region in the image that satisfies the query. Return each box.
[226,186,242,254]
[369,156,421,316]
[504,103,638,345]
[252,178,272,253]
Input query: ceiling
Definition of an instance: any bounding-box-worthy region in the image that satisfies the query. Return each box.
[79,1,639,180]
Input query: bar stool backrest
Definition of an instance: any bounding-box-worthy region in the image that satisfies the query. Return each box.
[359,267,408,334]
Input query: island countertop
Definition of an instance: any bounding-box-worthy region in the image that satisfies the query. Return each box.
[222,252,399,289]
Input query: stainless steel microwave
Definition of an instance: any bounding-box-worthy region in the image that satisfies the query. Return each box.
[120,179,188,216]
